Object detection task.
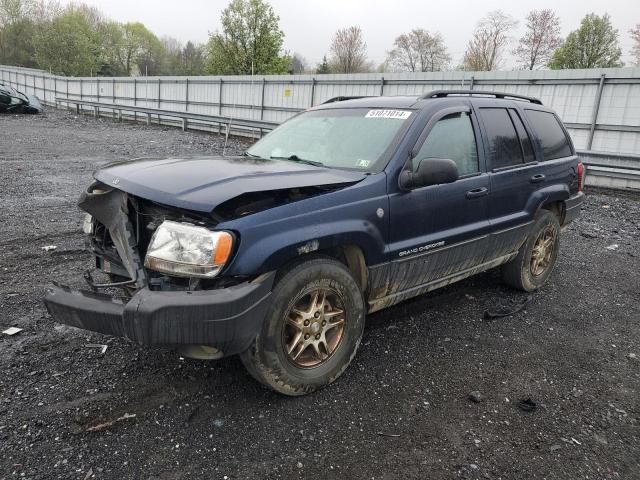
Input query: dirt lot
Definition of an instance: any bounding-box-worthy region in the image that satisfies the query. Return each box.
[0,108,639,480]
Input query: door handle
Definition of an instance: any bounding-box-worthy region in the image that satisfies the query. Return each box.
[530,173,546,184]
[466,187,489,199]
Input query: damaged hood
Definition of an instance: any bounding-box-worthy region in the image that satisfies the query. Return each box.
[94,156,366,213]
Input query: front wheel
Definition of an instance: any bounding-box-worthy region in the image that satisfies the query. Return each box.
[240,257,365,396]
[501,209,561,292]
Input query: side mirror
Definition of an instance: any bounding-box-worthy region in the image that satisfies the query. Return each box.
[399,158,459,190]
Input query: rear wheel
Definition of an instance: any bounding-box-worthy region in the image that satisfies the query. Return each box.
[501,210,560,292]
[240,257,365,396]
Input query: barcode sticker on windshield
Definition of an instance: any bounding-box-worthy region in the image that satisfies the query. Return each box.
[365,110,412,120]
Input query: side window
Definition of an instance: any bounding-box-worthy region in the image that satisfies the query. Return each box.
[479,108,523,169]
[509,109,535,163]
[413,112,479,176]
[525,109,573,160]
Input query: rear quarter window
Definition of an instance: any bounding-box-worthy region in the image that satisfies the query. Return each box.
[525,110,573,160]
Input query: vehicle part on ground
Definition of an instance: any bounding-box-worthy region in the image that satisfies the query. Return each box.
[240,257,365,396]
[0,83,42,114]
[501,210,561,292]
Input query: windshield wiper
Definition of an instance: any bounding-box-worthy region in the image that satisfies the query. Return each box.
[270,154,324,167]
[244,151,263,159]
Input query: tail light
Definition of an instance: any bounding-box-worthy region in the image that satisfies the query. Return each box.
[576,162,585,192]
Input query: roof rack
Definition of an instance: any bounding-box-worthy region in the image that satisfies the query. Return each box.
[321,96,373,105]
[421,90,543,105]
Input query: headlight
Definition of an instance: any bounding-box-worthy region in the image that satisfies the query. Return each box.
[144,220,233,278]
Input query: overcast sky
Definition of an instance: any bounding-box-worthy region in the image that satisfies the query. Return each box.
[62,0,639,68]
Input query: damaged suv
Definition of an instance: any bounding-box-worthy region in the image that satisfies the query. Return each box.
[44,91,585,395]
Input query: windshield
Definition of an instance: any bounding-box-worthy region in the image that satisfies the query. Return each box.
[247,108,413,171]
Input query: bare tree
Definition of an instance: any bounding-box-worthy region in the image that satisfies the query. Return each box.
[463,10,517,71]
[291,52,307,73]
[387,28,450,72]
[514,9,562,70]
[329,26,368,73]
[631,24,640,66]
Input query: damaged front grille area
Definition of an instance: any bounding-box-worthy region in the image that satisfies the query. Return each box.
[81,182,244,295]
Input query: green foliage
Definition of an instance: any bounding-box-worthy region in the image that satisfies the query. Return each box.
[206,0,289,75]
[549,13,623,69]
[316,55,330,74]
[33,7,102,76]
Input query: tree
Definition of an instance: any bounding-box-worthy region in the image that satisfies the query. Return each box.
[290,52,307,74]
[463,10,517,71]
[630,24,640,66]
[514,9,562,70]
[387,28,450,72]
[0,0,38,67]
[316,55,330,74]
[181,41,206,75]
[206,0,289,75]
[329,26,368,73]
[160,35,183,75]
[549,14,623,69]
[33,6,102,75]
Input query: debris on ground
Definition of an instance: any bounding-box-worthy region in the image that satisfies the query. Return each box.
[518,398,537,412]
[85,344,108,355]
[468,391,484,403]
[2,327,23,336]
[377,432,401,437]
[605,244,619,251]
[41,245,57,252]
[86,413,136,432]
[483,296,532,319]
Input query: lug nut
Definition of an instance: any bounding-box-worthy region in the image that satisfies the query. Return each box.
[315,334,320,340]
[304,320,310,326]
[321,321,326,326]
[314,312,320,318]
[304,334,310,340]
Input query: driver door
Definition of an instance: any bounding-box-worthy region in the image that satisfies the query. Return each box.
[386,107,491,291]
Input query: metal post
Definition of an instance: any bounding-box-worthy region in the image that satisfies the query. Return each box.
[112,78,116,119]
[157,78,161,108]
[218,79,223,115]
[97,77,100,103]
[66,78,69,101]
[469,76,475,90]
[587,74,606,151]
[380,77,385,96]
[260,78,266,120]
[310,77,316,107]
[185,78,190,112]
[133,78,137,122]
[218,79,223,134]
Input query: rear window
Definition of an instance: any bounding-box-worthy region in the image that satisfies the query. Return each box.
[478,108,523,169]
[525,110,573,160]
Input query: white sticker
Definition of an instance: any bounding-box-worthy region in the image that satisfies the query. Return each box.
[356,159,371,168]
[365,110,412,120]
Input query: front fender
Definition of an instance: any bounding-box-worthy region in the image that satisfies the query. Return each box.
[219,174,389,276]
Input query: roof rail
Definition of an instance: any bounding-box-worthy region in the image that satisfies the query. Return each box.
[321,96,373,105]
[421,90,543,105]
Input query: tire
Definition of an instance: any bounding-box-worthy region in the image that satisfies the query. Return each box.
[240,256,365,396]
[501,210,561,292]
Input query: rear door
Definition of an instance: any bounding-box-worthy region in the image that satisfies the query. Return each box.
[476,103,547,258]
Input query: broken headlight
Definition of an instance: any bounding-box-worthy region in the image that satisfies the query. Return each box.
[144,220,233,278]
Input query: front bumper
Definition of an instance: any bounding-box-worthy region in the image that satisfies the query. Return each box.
[563,191,585,226]
[43,272,275,356]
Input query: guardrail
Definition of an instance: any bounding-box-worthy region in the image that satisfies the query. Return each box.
[42,97,640,193]
[55,97,279,136]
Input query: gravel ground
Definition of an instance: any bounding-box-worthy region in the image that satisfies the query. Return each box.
[1,108,639,480]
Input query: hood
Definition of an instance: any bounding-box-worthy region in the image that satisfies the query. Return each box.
[94,156,366,213]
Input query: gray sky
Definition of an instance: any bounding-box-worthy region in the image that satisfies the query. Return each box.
[62,0,639,68]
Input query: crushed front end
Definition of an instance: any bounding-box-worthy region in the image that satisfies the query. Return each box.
[43,182,274,357]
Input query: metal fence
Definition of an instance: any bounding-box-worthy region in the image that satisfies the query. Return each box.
[2,65,639,190]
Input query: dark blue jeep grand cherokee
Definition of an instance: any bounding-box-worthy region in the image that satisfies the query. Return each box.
[44,90,585,395]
